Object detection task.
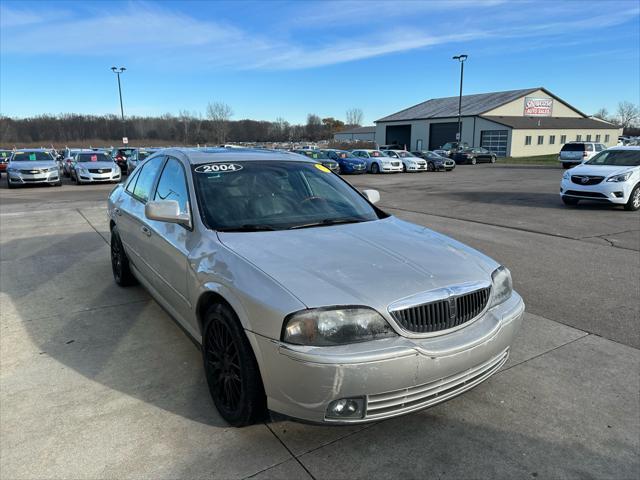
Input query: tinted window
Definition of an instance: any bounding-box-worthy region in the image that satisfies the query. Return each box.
[585,144,594,151]
[154,158,189,214]
[561,143,585,151]
[132,156,164,202]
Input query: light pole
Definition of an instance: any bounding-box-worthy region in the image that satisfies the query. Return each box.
[111,66,126,142]
[452,54,467,145]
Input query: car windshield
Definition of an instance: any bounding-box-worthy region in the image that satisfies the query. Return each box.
[77,153,111,162]
[397,151,414,158]
[585,150,640,167]
[335,151,354,158]
[116,149,135,156]
[192,161,381,231]
[11,151,53,161]
[370,151,387,157]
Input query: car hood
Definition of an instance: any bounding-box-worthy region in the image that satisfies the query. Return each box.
[569,164,637,177]
[218,216,498,311]
[77,161,117,169]
[8,161,56,170]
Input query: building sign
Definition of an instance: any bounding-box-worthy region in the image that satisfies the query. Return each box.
[524,97,553,116]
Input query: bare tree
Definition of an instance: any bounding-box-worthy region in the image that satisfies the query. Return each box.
[346,108,363,127]
[206,101,234,143]
[592,107,609,121]
[178,110,191,145]
[616,101,640,129]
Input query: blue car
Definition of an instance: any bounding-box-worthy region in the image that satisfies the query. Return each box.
[322,149,368,174]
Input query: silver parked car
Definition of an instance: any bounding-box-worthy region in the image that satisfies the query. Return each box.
[5,149,61,188]
[70,151,121,184]
[383,150,427,172]
[108,148,524,426]
[126,148,159,175]
[351,149,403,173]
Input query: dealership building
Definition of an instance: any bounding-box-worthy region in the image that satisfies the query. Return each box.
[374,87,621,157]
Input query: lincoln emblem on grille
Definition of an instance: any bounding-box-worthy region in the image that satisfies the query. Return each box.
[448,297,457,319]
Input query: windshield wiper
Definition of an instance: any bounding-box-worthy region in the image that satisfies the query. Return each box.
[288,217,364,230]
[218,224,277,232]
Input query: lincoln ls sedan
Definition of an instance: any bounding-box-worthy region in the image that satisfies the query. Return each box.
[108,148,524,426]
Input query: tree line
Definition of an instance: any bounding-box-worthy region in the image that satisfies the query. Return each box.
[0,103,366,146]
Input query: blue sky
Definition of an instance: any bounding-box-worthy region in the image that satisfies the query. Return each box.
[1,0,639,124]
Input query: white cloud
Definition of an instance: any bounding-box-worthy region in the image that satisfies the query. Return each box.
[0,0,637,70]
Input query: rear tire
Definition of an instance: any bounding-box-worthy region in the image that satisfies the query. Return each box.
[471,158,477,165]
[203,303,267,426]
[427,162,435,172]
[110,226,138,286]
[561,196,579,206]
[371,163,380,174]
[624,185,640,211]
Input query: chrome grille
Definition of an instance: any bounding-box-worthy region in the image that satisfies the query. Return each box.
[366,348,509,419]
[571,175,603,186]
[20,169,45,174]
[391,287,490,333]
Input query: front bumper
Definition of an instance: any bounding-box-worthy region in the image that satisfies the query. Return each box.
[77,171,121,183]
[249,292,524,424]
[405,163,428,172]
[342,164,367,174]
[560,178,634,204]
[8,171,60,185]
[381,163,404,173]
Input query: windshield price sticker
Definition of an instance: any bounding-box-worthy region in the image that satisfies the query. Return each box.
[315,163,330,173]
[91,155,98,162]
[194,163,243,174]
[28,153,36,161]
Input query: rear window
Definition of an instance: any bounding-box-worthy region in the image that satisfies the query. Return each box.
[561,143,585,151]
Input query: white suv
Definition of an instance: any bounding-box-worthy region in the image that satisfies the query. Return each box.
[560,146,640,211]
[558,142,607,169]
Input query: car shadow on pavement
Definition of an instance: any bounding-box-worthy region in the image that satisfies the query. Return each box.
[1,233,229,428]
[442,191,625,210]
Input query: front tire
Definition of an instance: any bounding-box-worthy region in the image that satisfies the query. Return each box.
[624,185,640,211]
[110,226,137,286]
[371,162,380,174]
[561,196,579,206]
[491,155,496,163]
[203,303,267,426]
[7,177,15,189]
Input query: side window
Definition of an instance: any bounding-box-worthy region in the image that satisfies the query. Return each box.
[125,168,142,194]
[585,144,594,152]
[132,156,164,202]
[153,157,189,214]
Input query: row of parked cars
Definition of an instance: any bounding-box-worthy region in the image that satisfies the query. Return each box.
[0,147,158,188]
[291,148,458,174]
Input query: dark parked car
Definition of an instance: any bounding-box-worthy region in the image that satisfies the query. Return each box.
[412,151,456,171]
[292,149,340,173]
[0,149,12,176]
[110,147,136,174]
[439,142,469,157]
[321,149,367,174]
[452,147,497,165]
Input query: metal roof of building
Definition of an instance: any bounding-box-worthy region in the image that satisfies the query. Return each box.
[376,88,552,122]
[336,126,376,134]
[482,116,620,130]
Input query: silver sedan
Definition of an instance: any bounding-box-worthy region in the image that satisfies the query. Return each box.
[108,148,524,426]
[71,151,121,184]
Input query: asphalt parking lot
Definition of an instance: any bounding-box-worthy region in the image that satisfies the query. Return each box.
[1,165,638,479]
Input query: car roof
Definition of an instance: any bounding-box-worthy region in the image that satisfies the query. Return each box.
[606,146,640,151]
[162,147,316,165]
[13,148,52,152]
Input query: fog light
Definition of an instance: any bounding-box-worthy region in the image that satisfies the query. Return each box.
[613,191,624,198]
[326,397,365,419]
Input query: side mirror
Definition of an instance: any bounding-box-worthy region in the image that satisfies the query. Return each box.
[145,200,191,228]
[362,189,380,205]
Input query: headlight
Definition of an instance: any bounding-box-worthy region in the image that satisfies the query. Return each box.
[6,167,16,173]
[490,266,512,308]
[282,307,397,346]
[562,171,570,180]
[606,172,632,183]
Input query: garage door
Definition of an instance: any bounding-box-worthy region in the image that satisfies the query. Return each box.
[429,123,458,150]
[480,130,508,157]
[385,125,411,149]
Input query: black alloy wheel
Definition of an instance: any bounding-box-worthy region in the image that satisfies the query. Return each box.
[203,303,266,426]
[110,227,137,286]
[427,162,435,172]
[371,162,380,174]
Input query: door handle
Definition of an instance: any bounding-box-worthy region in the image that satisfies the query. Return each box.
[141,226,151,237]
